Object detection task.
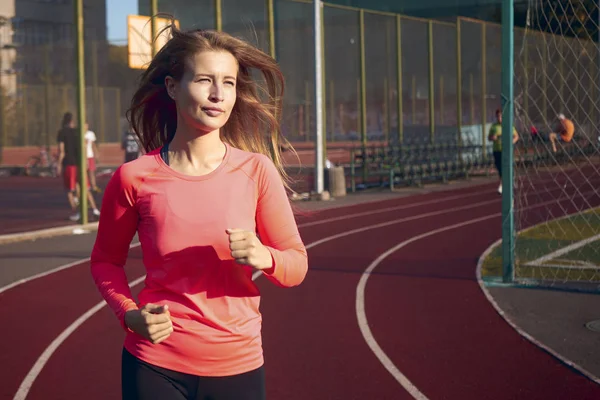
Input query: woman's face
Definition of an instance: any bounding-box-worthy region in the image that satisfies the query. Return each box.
[167,50,238,134]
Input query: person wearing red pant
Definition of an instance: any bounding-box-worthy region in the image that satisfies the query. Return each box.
[56,112,100,221]
[84,122,101,192]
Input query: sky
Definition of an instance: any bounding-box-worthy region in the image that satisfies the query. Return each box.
[106,0,139,44]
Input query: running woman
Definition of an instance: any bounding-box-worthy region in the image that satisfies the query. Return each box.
[488,108,519,194]
[90,25,308,400]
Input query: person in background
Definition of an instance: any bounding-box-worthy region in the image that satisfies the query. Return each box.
[549,113,575,153]
[530,125,541,142]
[121,125,141,163]
[488,108,519,194]
[84,122,101,192]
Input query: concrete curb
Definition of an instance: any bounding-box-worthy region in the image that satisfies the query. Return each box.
[476,241,600,386]
[0,222,99,245]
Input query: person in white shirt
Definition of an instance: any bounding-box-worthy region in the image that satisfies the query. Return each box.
[84,122,101,192]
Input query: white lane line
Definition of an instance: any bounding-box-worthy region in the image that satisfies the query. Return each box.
[0,243,141,295]
[13,275,146,400]
[299,174,582,229]
[13,199,499,399]
[476,239,600,385]
[357,213,500,400]
[0,186,495,295]
[0,258,91,296]
[354,188,600,399]
[13,183,600,399]
[526,232,600,268]
[2,172,590,295]
[13,270,261,400]
[299,189,491,228]
[305,198,496,250]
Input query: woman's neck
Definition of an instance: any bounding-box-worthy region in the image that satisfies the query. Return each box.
[166,127,226,176]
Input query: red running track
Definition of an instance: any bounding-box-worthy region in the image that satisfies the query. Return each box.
[0,176,111,235]
[2,170,600,400]
[0,170,314,235]
[0,147,350,235]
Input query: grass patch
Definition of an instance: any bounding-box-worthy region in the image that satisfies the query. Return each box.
[481,208,600,282]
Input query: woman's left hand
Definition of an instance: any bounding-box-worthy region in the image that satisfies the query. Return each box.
[226,228,273,270]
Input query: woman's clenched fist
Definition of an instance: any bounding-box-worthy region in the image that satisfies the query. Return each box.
[226,228,273,271]
[124,303,173,344]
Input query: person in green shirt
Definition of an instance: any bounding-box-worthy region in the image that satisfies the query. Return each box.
[488,109,519,194]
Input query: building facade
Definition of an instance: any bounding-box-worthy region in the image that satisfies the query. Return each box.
[12,0,108,86]
[0,0,16,96]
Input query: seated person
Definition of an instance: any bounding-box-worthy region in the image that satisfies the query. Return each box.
[530,125,541,142]
[549,113,574,153]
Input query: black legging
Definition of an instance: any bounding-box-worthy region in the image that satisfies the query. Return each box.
[121,348,266,400]
[493,151,502,178]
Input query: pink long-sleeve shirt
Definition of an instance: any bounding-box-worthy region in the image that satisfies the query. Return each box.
[90,143,308,377]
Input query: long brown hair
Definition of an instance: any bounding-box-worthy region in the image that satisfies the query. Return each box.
[127,21,297,190]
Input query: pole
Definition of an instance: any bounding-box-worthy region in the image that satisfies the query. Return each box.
[597,1,600,127]
[440,75,444,125]
[74,0,88,224]
[320,8,327,169]
[359,11,367,148]
[542,36,547,121]
[457,18,463,148]
[470,73,474,125]
[44,44,52,151]
[481,22,487,161]
[428,21,435,144]
[501,0,515,283]
[91,40,99,141]
[305,81,310,142]
[329,80,335,141]
[383,78,389,142]
[396,15,403,143]
[0,39,5,163]
[314,0,324,194]
[384,19,392,142]
[524,40,529,117]
[412,75,416,124]
[215,0,222,32]
[267,0,276,59]
[150,0,158,56]
[23,86,28,146]
[359,10,368,182]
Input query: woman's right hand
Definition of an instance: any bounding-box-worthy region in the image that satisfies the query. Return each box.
[124,304,173,344]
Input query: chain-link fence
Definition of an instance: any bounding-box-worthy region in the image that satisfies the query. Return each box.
[0,37,127,153]
[0,1,597,165]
